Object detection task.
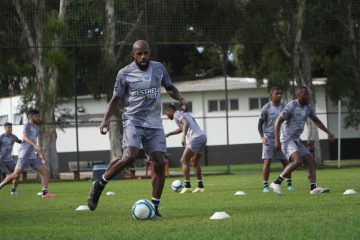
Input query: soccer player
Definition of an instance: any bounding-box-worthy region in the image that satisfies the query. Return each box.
[0,110,56,198]
[87,40,187,217]
[164,104,207,193]
[258,87,293,193]
[0,122,22,195]
[270,86,335,195]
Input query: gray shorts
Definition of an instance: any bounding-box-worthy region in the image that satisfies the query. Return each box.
[0,160,16,172]
[281,139,311,160]
[187,135,207,153]
[262,138,286,161]
[15,157,43,171]
[123,125,166,154]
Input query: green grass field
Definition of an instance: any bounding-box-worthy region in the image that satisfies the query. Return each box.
[0,167,359,240]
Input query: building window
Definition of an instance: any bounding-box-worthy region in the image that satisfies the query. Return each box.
[208,99,238,112]
[249,97,269,110]
[162,101,192,114]
[0,115,8,125]
[13,113,23,125]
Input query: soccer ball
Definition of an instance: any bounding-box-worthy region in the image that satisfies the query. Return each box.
[171,179,184,192]
[132,199,155,220]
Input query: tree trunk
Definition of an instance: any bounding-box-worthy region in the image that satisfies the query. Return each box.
[105,0,123,160]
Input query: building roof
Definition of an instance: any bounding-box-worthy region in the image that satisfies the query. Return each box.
[166,77,326,93]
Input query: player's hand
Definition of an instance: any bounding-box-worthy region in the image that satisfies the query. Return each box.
[181,138,186,147]
[180,98,189,112]
[328,132,335,142]
[275,139,281,151]
[100,119,110,135]
[261,137,268,146]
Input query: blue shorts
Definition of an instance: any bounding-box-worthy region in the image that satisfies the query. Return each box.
[262,138,286,160]
[123,125,166,154]
[15,157,43,171]
[187,135,207,153]
[281,139,311,160]
[0,160,16,172]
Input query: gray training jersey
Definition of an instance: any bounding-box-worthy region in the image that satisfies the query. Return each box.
[279,99,316,142]
[113,61,172,129]
[174,111,205,141]
[259,102,285,139]
[18,122,39,159]
[0,133,21,161]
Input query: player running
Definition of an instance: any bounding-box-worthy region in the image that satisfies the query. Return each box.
[164,104,207,193]
[270,86,335,195]
[258,87,293,193]
[0,122,22,195]
[87,40,187,217]
[0,110,56,198]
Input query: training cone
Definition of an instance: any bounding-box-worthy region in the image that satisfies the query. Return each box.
[106,191,116,196]
[343,189,357,195]
[76,205,90,211]
[234,191,246,196]
[210,211,230,220]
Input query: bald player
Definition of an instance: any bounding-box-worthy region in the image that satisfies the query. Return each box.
[87,40,188,217]
[270,86,335,195]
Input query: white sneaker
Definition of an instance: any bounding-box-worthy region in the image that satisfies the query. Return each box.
[10,191,18,196]
[270,182,282,195]
[310,187,330,195]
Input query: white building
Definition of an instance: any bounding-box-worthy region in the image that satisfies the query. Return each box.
[0,77,359,171]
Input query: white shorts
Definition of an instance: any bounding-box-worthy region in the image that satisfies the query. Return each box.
[281,139,311,160]
[262,138,286,161]
[187,135,207,153]
[15,157,43,171]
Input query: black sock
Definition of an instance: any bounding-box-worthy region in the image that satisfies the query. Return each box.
[184,180,191,188]
[286,178,292,186]
[99,175,108,186]
[11,188,16,192]
[274,175,284,185]
[197,180,204,188]
[310,183,317,190]
[42,189,48,195]
[263,181,269,188]
[151,197,160,211]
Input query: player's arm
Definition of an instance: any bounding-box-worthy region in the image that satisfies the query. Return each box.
[15,136,22,144]
[274,116,285,151]
[179,118,189,147]
[100,95,121,134]
[165,128,182,138]
[258,118,268,145]
[164,85,188,111]
[311,116,335,141]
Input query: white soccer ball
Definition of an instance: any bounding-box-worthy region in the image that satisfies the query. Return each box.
[171,179,184,192]
[132,199,155,220]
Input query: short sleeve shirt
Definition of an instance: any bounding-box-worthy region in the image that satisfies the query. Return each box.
[174,111,204,141]
[259,102,285,139]
[113,61,172,129]
[0,134,21,161]
[279,100,316,142]
[18,122,39,159]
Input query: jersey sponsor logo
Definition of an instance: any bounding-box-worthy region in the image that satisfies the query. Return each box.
[143,75,151,81]
[133,87,160,99]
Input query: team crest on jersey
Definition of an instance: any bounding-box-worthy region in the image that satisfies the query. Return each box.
[143,75,151,81]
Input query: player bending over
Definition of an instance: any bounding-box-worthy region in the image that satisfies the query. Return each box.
[165,104,207,193]
[0,122,22,195]
[270,86,335,195]
[0,110,56,197]
[258,87,293,193]
[87,40,188,217]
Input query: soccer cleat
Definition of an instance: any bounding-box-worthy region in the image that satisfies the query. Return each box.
[270,182,282,195]
[87,180,105,210]
[41,192,57,198]
[192,187,205,193]
[154,209,163,218]
[179,187,192,194]
[10,191,18,196]
[287,185,294,191]
[310,187,330,195]
[263,186,269,193]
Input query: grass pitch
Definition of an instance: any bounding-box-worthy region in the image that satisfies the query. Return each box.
[0,167,359,240]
